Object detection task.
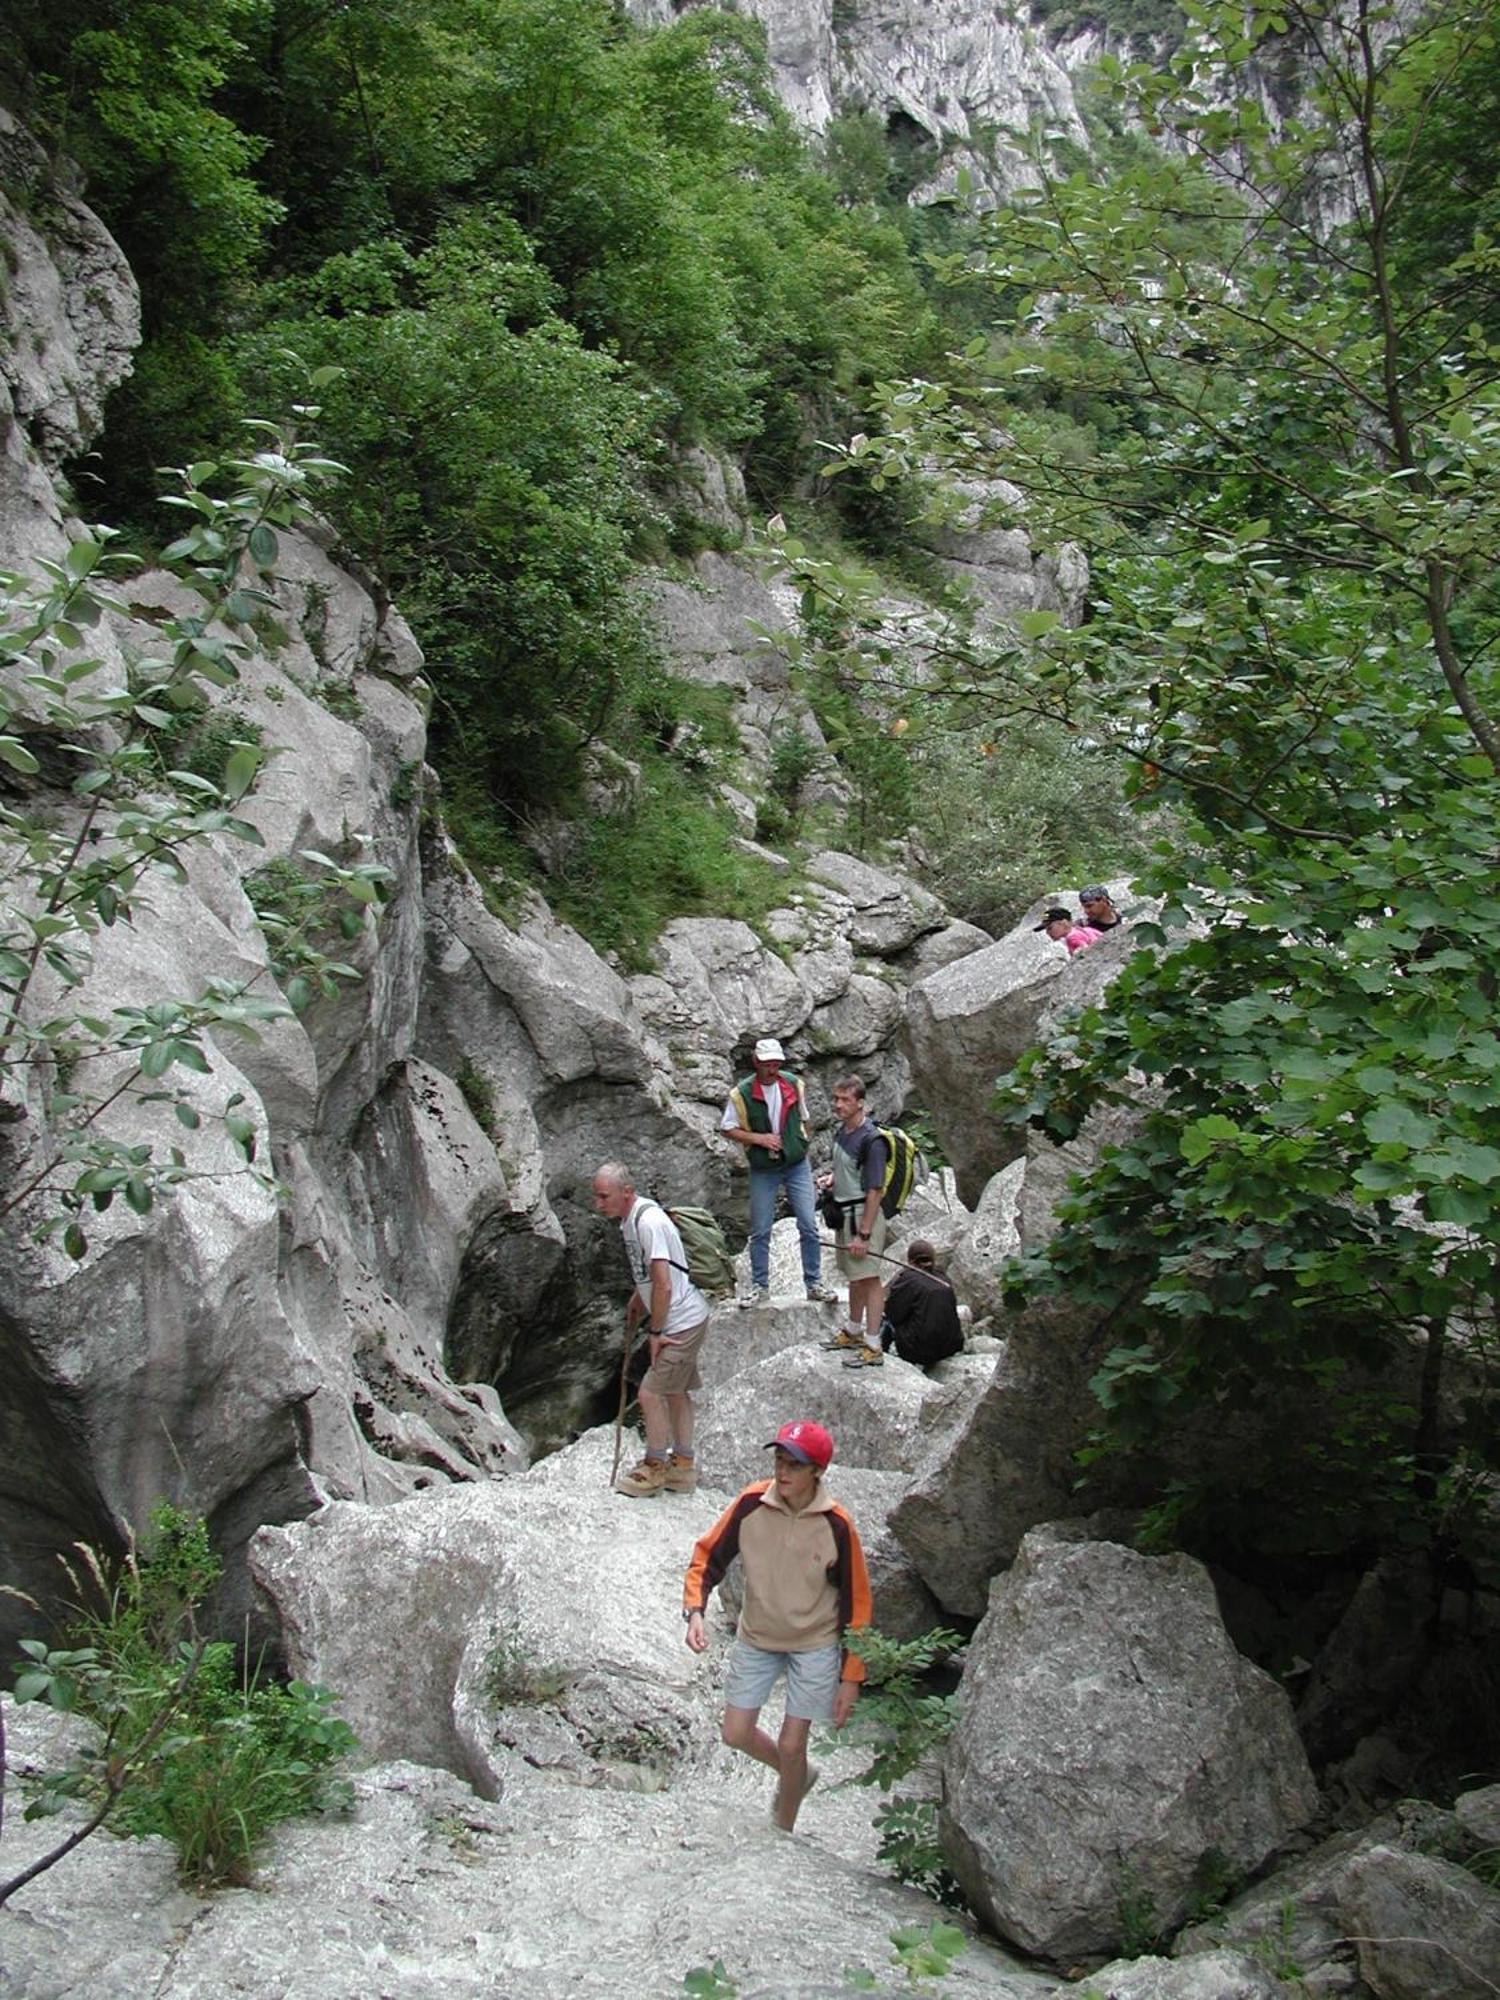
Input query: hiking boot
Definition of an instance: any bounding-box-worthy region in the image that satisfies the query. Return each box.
[822,1327,865,1352]
[841,1345,884,1369]
[737,1285,771,1310]
[615,1457,669,1498]
[662,1454,698,1494]
[805,1282,839,1305]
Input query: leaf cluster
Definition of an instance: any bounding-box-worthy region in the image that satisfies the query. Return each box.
[5,1503,357,1895]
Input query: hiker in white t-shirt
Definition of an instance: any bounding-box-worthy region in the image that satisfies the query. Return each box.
[592,1159,710,1499]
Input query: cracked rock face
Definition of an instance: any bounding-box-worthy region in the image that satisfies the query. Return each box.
[941,1528,1320,1963]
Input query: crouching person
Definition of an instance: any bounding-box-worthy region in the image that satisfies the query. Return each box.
[682,1420,870,1831]
[881,1240,963,1369]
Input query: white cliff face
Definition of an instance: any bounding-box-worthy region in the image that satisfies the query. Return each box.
[625,0,1094,190]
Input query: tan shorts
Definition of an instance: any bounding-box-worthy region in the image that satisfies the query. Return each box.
[642,1318,708,1396]
[835,1209,888,1280]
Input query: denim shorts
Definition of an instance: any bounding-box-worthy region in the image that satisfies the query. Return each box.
[723,1638,841,1721]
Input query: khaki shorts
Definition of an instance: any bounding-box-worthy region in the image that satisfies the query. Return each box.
[642,1318,708,1396]
[835,1208,888,1280]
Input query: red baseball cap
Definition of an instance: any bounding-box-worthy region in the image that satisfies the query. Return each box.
[766,1420,833,1470]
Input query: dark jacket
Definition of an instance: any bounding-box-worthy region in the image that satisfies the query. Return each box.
[881,1266,962,1367]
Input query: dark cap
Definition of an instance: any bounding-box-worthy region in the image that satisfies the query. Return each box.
[1034,906,1073,930]
[1079,885,1109,903]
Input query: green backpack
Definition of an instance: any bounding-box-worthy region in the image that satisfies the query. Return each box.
[653,1203,737,1298]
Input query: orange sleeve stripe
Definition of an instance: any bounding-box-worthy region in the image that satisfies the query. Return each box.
[829,1503,873,1683]
[683,1483,766,1615]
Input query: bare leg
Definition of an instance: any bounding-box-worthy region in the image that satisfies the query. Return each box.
[637,1385,671,1457]
[848,1274,884,1346]
[721,1704,780,1772]
[772,1715,815,1831]
[665,1389,695,1457]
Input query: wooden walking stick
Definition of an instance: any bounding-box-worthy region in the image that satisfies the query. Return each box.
[609,1320,637,1488]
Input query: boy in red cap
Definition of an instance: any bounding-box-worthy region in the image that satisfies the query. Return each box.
[683,1419,870,1830]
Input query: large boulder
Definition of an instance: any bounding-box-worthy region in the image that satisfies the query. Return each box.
[890,1287,1107,1618]
[804,850,947,957]
[691,1340,979,1491]
[903,899,1140,1204]
[1338,1845,1500,2000]
[941,1529,1319,1964]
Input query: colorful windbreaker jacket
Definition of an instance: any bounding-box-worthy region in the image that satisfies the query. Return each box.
[683,1479,872,1681]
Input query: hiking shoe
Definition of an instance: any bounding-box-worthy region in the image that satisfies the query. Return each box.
[662,1454,698,1494]
[737,1286,771,1310]
[616,1457,669,1498]
[805,1282,840,1305]
[842,1345,884,1369]
[822,1327,865,1352]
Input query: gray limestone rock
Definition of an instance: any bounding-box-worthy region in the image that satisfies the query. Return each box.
[1338,1845,1500,2000]
[903,901,1141,1205]
[0,107,139,483]
[691,1340,977,1491]
[940,1530,1319,1964]
[946,1159,1025,1327]
[0,1713,1055,2000]
[1078,1953,1288,1999]
[805,850,947,956]
[890,1281,1111,1618]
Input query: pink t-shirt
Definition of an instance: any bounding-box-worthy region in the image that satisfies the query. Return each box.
[1063,924,1103,954]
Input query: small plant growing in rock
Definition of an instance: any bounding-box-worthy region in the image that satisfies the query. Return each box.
[682,1960,738,1997]
[1,1502,357,1899]
[1115,1861,1164,1957]
[888,1920,967,1989]
[483,1633,570,1708]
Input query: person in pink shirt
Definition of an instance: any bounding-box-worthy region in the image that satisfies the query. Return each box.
[1035,905,1102,954]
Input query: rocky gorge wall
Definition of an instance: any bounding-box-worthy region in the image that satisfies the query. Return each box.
[0,103,1036,1652]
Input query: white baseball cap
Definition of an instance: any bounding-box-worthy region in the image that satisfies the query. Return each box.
[752,1037,786,1063]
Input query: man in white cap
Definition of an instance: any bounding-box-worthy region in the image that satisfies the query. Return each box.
[720,1038,837,1309]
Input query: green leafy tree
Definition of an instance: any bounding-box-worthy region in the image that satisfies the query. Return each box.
[788,0,1500,1571]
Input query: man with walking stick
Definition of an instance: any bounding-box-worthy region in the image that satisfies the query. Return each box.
[592,1160,710,1498]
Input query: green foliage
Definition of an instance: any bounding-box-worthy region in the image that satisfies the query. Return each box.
[3,0,279,307]
[790,0,1500,1581]
[244,848,394,1015]
[544,751,794,973]
[872,1797,965,1908]
[837,1627,968,1907]
[839,1626,964,1792]
[682,1963,739,2000]
[1116,1863,1164,1957]
[887,1921,968,1990]
[908,724,1158,934]
[455,1059,501,1145]
[7,1503,356,1893]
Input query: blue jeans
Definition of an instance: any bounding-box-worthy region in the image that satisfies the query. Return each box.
[748,1156,822,1290]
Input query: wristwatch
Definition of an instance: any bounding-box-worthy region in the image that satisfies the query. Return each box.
[683,1606,701,1623]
